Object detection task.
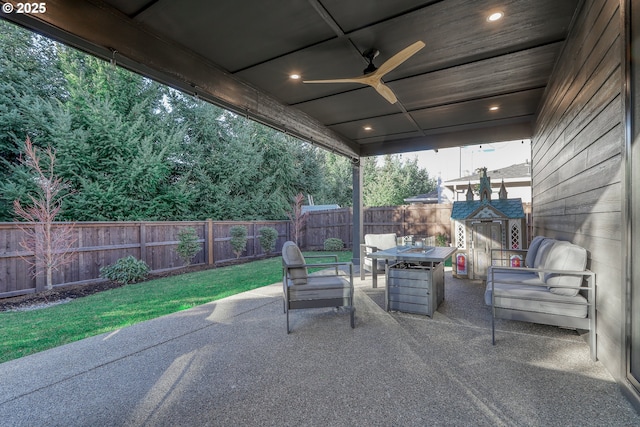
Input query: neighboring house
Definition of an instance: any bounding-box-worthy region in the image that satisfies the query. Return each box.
[444,162,532,202]
[404,189,451,204]
[404,176,452,204]
[300,204,340,214]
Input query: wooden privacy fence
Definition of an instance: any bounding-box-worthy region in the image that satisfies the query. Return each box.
[302,204,454,250]
[0,220,290,298]
[0,203,530,298]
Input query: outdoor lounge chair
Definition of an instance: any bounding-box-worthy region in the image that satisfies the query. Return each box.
[281,241,355,333]
[359,233,397,288]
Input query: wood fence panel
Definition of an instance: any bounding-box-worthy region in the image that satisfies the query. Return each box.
[0,220,289,298]
[144,222,207,271]
[302,204,457,250]
[364,207,403,236]
[0,224,34,296]
[303,208,351,250]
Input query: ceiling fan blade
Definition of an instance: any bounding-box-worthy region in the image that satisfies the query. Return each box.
[372,81,398,104]
[303,77,366,84]
[372,40,425,78]
[302,41,423,104]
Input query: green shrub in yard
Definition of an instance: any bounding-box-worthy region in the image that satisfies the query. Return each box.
[436,233,448,247]
[324,238,344,251]
[100,255,150,285]
[176,227,201,266]
[258,227,278,254]
[230,225,248,258]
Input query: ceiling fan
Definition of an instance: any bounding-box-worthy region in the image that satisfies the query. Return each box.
[303,40,425,104]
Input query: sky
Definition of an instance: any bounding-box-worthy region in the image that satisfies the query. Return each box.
[407,139,532,182]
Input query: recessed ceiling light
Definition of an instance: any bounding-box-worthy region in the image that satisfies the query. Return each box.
[290,74,301,80]
[487,11,504,22]
[489,106,499,111]
[363,126,373,131]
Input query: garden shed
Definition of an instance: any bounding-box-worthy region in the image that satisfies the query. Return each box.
[451,168,526,280]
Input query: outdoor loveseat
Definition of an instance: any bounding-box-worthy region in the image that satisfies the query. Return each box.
[485,236,596,360]
[281,241,355,333]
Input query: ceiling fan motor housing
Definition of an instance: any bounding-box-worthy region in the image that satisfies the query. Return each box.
[362,48,380,74]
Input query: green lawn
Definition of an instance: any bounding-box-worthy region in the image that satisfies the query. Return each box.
[0,251,352,364]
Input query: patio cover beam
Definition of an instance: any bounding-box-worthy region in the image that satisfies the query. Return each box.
[359,121,533,156]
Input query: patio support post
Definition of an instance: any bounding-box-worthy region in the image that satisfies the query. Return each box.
[352,158,363,266]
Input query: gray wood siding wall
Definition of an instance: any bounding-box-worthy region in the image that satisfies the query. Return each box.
[532,0,624,377]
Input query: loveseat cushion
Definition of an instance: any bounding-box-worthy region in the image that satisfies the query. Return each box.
[282,241,308,285]
[534,238,556,279]
[485,281,588,318]
[525,236,547,268]
[544,241,587,296]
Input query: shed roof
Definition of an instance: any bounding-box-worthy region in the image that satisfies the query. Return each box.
[450,198,525,220]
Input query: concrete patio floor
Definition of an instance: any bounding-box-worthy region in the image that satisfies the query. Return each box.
[1,268,639,426]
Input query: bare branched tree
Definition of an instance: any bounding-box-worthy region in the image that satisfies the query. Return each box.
[13,136,76,291]
[286,192,307,246]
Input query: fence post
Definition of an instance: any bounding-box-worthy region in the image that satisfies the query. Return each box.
[139,223,147,264]
[207,219,214,265]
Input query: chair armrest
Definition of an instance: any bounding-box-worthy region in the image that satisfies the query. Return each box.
[306,254,338,262]
[360,244,379,256]
[489,266,595,293]
[287,261,351,268]
[490,265,593,277]
[285,261,353,278]
[491,248,529,256]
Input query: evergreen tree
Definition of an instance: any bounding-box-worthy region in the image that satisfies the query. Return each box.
[363,154,436,206]
[313,150,353,207]
[0,21,438,222]
[50,51,189,220]
[0,20,65,219]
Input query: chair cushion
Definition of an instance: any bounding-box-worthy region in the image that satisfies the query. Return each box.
[364,233,397,252]
[525,236,547,268]
[544,242,587,296]
[288,276,351,300]
[362,234,397,273]
[282,241,307,285]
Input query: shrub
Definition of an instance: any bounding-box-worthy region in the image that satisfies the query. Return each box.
[258,227,278,254]
[324,238,344,251]
[229,225,248,258]
[100,255,150,285]
[176,227,201,266]
[436,233,448,247]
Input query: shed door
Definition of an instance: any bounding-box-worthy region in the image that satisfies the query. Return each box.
[472,222,502,279]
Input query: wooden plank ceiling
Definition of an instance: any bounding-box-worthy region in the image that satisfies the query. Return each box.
[0,0,580,159]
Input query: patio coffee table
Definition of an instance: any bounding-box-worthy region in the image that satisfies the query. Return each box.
[368,245,456,316]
